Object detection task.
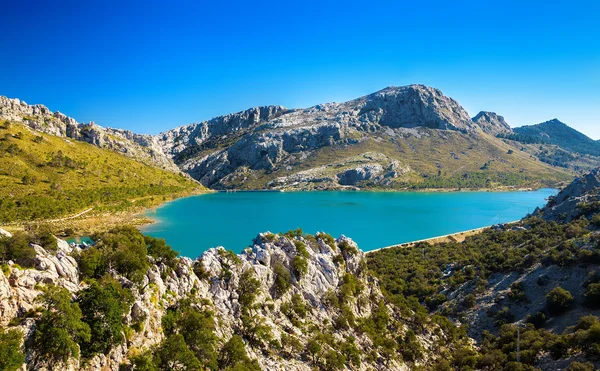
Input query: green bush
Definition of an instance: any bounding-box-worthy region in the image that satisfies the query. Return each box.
[77,226,150,283]
[77,278,134,357]
[31,286,91,364]
[154,333,201,370]
[0,232,36,267]
[0,327,25,371]
[546,287,574,314]
[291,255,308,279]
[584,283,600,308]
[272,261,291,297]
[218,335,261,370]
[145,236,178,268]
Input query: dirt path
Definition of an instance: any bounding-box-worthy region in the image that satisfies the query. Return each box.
[45,208,94,222]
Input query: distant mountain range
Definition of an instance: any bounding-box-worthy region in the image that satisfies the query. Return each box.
[2,85,598,191]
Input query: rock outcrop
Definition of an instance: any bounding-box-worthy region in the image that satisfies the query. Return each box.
[536,167,600,221]
[0,230,432,370]
[472,111,512,136]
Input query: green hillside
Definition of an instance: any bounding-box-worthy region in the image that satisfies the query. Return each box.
[0,121,203,223]
[512,119,600,157]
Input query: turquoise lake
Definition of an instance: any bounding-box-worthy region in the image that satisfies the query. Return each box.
[141,189,557,258]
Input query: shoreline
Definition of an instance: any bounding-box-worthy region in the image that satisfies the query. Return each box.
[367,220,521,253]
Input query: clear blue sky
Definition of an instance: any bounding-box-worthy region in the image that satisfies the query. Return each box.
[1,1,598,138]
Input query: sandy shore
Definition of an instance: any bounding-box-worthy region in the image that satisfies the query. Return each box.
[368,220,520,253]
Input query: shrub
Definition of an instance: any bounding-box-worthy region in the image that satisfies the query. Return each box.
[584,283,600,308]
[567,361,595,371]
[154,334,201,370]
[338,240,358,256]
[219,335,260,370]
[546,287,574,314]
[272,261,291,297]
[507,281,528,303]
[145,236,178,268]
[31,286,91,364]
[0,327,25,371]
[77,278,134,357]
[462,294,476,308]
[26,223,58,253]
[78,226,150,282]
[316,232,336,249]
[291,255,308,279]
[526,311,548,329]
[0,232,36,267]
[237,269,261,309]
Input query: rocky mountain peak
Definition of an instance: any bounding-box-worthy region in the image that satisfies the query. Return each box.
[472,111,512,135]
[356,84,477,132]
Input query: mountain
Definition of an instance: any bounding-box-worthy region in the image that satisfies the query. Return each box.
[472,111,512,136]
[513,119,600,157]
[155,85,571,190]
[3,86,591,192]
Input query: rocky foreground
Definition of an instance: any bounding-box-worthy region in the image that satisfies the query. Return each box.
[0,228,449,370]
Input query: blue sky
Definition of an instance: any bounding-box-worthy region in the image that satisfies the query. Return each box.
[1,1,598,138]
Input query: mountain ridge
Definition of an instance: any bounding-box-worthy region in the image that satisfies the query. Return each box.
[0,85,585,191]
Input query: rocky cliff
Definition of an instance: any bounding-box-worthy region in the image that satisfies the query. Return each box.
[0,228,446,370]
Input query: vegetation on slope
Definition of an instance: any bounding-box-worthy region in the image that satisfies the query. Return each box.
[512,119,600,157]
[0,120,202,223]
[368,201,600,370]
[229,130,573,191]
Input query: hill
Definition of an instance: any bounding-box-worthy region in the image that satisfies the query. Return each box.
[0,120,202,224]
[156,85,573,190]
[513,119,600,157]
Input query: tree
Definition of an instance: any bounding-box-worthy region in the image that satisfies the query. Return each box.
[145,236,178,268]
[154,334,201,371]
[129,350,158,371]
[546,287,574,314]
[77,278,134,357]
[162,302,218,369]
[218,335,260,371]
[26,223,58,253]
[272,261,291,297]
[306,338,322,363]
[584,283,600,308]
[1,232,36,267]
[0,327,24,371]
[80,226,150,282]
[31,286,91,364]
[237,270,261,309]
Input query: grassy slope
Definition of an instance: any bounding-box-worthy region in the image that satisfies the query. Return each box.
[0,121,203,223]
[231,129,574,189]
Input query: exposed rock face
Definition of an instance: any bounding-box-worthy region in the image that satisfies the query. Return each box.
[0,96,179,172]
[156,85,493,189]
[0,231,429,370]
[537,167,600,221]
[472,111,512,136]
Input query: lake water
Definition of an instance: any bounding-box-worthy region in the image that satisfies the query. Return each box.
[141,189,557,258]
